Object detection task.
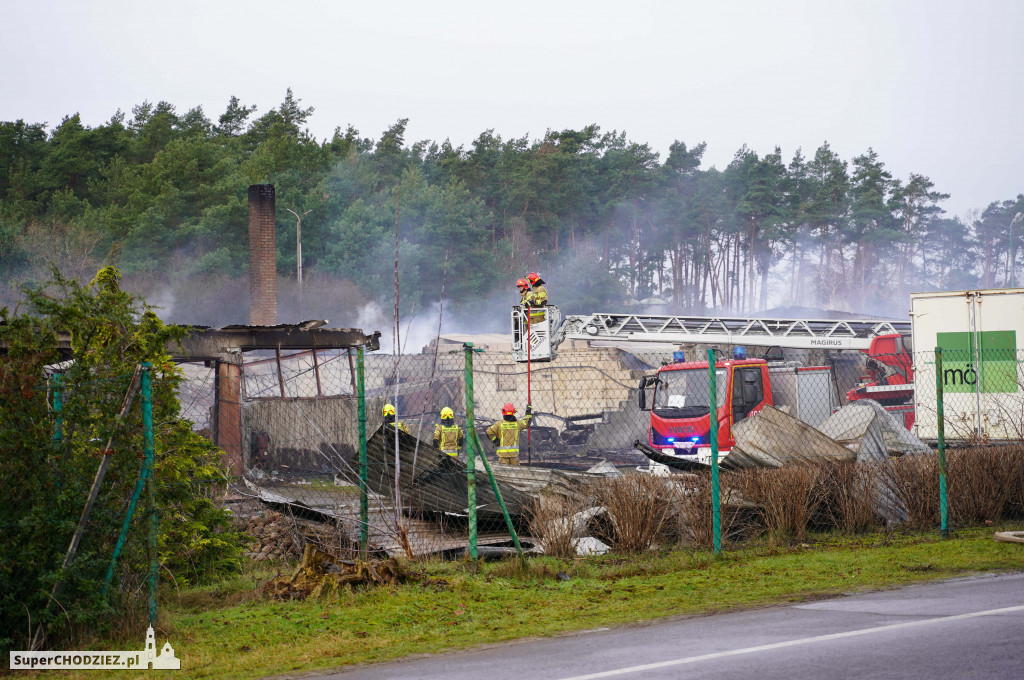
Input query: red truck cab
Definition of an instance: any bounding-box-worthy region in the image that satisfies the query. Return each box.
[845,333,915,430]
[639,358,770,455]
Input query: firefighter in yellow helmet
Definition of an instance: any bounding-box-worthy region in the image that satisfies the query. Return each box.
[382,403,409,433]
[485,402,533,465]
[432,407,465,457]
[525,272,547,322]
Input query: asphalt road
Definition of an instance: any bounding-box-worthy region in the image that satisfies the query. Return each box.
[310,572,1024,680]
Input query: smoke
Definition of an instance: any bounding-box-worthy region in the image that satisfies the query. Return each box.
[144,287,177,321]
[354,300,442,354]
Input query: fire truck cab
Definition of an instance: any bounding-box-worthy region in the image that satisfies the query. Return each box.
[639,354,840,463]
[639,357,768,457]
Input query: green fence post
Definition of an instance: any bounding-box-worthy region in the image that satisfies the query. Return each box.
[935,347,949,538]
[707,349,721,555]
[357,346,369,553]
[141,362,157,625]
[463,343,479,561]
[101,459,150,596]
[471,430,525,561]
[51,372,63,488]
[52,372,63,446]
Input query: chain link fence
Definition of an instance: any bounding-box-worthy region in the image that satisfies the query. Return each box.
[190,342,1024,560]
[3,362,241,651]
[10,337,1024,652]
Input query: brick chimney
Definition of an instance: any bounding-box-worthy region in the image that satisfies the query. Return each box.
[248,184,277,325]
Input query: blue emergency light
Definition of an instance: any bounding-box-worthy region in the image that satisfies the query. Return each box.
[733,346,747,359]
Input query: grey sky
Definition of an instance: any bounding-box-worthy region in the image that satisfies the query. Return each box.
[2,0,1021,218]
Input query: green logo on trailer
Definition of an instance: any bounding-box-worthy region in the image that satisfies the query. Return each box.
[937,330,1017,393]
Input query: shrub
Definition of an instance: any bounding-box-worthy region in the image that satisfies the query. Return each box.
[673,473,745,548]
[947,447,1017,526]
[735,465,826,542]
[0,267,244,653]
[818,461,882,534]
[527,493,591,560]
[1005,445,1024,519]
[592,474,675,554]
[887,454,939,529]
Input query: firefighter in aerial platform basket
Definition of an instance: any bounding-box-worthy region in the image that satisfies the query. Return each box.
[525,272,547,322]
[515,278,532,308]
[486,402,533,465]
[432,407,465,457]
[382,403,409,433]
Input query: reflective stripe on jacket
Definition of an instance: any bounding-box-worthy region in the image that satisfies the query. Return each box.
[433,423,464,455]
[486,416,531,454]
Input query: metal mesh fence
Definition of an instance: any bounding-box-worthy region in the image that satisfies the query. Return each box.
[3,362,242,648]
[10,335,1024,653]
[188,342,1024,560]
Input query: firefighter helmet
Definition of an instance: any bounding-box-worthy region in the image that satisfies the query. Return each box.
[526,272,542,285]
[502,402,516,416]
[516,278,530,291]
[440,407,454,420]
[382,403,396,417]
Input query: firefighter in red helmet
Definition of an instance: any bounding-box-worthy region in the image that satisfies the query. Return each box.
[515,278,532,307]
[486,402,533,465]
[526,273,547,306]
[525,272,547,322]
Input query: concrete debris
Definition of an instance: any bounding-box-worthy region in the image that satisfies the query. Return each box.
[571,536,610,555]
[242,510,302,561]
[534,506,607,549]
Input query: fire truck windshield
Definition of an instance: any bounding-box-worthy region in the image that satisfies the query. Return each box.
[653,368,727,417]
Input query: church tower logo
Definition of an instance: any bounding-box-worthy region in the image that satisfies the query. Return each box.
[143,626,180,670]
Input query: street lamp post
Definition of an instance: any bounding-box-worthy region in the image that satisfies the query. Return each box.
[1011,212,1023,288]
[286,208,312,319]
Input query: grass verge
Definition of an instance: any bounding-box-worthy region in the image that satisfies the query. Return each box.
[32,527,1024,680]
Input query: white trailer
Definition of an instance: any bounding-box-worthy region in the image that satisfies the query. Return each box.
[910,289,1024,441]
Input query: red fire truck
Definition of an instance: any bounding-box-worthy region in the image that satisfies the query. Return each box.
[638,352,841,461]
[512,311,914,463]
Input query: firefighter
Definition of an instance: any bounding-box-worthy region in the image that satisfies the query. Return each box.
[525,272,547,322]
[382,403,409,433]
[486,402,533,465]
[516,278,532,307]
[526,272,547,307]
[432,407,465,456]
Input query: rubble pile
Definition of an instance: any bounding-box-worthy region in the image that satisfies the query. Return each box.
[242,510,302,561]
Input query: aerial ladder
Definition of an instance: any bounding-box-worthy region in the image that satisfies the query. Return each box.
[512,310,910,362]
[512,308,916,441]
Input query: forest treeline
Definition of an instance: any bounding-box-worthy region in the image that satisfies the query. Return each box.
[2,89,1022,324]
